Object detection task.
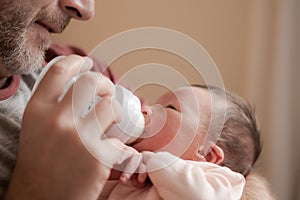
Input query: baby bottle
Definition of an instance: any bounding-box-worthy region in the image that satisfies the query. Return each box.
[105,85,145,144]
[32,56,145,145]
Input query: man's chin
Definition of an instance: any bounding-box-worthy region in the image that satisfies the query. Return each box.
[9,51,45,75]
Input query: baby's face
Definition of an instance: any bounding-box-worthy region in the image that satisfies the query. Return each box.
[131,86,212,160]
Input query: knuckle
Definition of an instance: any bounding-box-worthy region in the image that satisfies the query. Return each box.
[78,72,114,96]
[111,100,122,122]
[94,97,113,116]
[51,55,84,75]
[96,75,114,95]
[100,96,113,107]
[78,71,98,87]
[50,61,69,75]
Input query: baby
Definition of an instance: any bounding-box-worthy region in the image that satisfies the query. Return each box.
[99,84,262,200]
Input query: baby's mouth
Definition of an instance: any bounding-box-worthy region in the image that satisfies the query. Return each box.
[127,111,151,147]
[128,104,167,147]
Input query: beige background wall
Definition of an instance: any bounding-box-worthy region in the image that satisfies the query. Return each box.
[54,1,252,100]
[54,1,300,199]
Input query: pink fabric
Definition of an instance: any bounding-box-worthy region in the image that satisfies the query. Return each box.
[0,75,20,101]
[100,152,245,200]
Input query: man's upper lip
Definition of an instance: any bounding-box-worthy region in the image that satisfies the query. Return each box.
[35,20,59,33]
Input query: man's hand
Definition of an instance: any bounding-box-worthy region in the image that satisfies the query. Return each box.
[5,55,131,200]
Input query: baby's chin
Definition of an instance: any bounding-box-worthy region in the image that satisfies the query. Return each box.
[127,128,156,150]
[129,137,167,153]
[127,137,143,148]
[128,138,148,152]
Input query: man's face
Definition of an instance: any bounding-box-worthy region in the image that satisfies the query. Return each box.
[132,86,212,160]
[0,0,94,77]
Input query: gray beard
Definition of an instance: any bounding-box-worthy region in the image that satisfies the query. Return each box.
[0,31,49,75]
[0,4,51,75]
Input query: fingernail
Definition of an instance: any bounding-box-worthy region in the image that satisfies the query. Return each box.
[138,173,147,183]
[80,57,93,73]
[111,100,122,123]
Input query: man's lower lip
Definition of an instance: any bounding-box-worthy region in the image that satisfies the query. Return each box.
[35,21,51,31]
[33,22,52,39]
[34,22,50,33]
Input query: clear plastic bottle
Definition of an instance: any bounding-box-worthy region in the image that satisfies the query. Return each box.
[105,85,145,144]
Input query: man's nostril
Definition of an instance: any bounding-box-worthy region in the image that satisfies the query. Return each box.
[66,6,82,18]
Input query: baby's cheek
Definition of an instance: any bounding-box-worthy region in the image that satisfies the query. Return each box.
[133,118,180,152]
[154,117,181,148]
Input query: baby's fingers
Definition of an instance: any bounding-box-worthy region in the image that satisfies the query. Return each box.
[137,163,148,183]
[142,151,156,164]
[120,153,142,183]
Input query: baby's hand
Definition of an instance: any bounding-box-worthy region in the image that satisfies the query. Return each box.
[129,161,148,188]
[106,139,143,183]
[128,151,156,188]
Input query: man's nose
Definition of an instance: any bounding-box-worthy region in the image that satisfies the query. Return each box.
[59,0,95,20]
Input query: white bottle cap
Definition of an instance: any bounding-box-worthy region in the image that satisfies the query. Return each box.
[105,85,145,144]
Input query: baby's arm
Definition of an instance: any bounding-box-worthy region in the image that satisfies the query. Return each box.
[143,152,245,200]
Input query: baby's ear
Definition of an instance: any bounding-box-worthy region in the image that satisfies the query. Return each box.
[193,145,225,164]
[204,145,224,165]
[192,151,206,162]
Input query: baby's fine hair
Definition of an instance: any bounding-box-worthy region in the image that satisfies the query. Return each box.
[196,85,262,176]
